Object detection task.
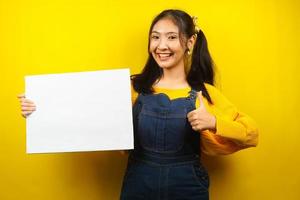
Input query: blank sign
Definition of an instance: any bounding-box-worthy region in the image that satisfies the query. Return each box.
[25,68,134,153]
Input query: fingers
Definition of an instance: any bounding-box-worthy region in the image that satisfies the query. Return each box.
[187,91,207,131]
[17,93,36,117]
[190,118,206,131]
[191,122,202,132]
[187,110,196,119]
[21,111,34,117]
[21,99,35,104]
[187,111,200,131]
[20,102,36,117]
[187,110,198,122]
[190,119,200,126]
[21,103,36,111]
[17,94,35,105]
[20,99,36,107]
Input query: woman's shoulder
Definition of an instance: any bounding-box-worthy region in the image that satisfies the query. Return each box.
[204,82,216,91]
[204,82,221,99]
[204,83,234,107]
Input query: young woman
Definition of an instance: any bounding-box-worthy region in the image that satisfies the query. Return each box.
[18,9,258,200]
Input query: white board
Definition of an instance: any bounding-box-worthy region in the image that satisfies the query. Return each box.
[25,68,134,153]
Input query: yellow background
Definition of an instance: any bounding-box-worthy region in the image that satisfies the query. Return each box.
[1,0,299,199]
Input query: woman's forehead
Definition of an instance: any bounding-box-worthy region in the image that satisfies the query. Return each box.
[151,18,179,34]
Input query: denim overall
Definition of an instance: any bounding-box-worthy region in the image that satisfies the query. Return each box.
[120,89,209,200]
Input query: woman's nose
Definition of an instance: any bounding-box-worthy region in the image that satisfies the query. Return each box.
[157,39,168,50]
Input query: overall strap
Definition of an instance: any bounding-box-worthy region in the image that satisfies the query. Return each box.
[187,88,198,100]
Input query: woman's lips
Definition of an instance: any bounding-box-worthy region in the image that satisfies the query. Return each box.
[156,53,173,61]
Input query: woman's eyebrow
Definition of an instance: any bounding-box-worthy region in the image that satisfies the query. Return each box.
[151,31,178,35]
[151,31,161,34]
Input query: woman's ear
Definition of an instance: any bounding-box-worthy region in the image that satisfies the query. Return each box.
[187,34,196,51]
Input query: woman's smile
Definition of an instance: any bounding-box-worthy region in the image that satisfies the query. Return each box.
[156,52,174,61]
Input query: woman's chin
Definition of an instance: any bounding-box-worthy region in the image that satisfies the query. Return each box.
[157,62,173,69]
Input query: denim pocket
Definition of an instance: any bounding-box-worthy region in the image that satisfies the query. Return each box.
[164,108,187,152]
[137,104,189,152]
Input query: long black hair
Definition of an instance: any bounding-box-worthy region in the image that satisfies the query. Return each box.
[131,9,215,104]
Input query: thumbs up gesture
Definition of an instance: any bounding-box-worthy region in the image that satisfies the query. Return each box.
[187,91,216,132]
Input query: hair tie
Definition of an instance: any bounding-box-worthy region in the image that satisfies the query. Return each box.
[192,16,200,34]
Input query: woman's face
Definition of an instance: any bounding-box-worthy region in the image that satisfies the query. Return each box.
[149,18,187,70]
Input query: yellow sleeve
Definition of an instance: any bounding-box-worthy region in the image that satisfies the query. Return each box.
[198,83,259,155]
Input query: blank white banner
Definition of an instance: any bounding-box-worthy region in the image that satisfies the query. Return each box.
[25,68,134,153]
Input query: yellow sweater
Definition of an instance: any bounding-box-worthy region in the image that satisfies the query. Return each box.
[131,83,259,156]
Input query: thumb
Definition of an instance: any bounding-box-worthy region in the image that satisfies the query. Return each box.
[17,93,25,98]
[197,91,205,109]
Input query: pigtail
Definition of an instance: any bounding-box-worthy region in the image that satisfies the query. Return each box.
[187,29,215,104]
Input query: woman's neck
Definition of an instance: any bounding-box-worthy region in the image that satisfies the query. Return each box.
[154,63,189,89]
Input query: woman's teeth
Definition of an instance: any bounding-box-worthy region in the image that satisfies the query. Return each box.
[158,53,172,59]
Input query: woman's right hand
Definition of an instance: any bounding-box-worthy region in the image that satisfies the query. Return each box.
[17,94,36,118]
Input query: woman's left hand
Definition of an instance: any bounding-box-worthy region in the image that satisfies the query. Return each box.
[187,91,216,132]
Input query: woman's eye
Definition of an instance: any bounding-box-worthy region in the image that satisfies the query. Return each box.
[151,35,159,39]
[168,36,177,40]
